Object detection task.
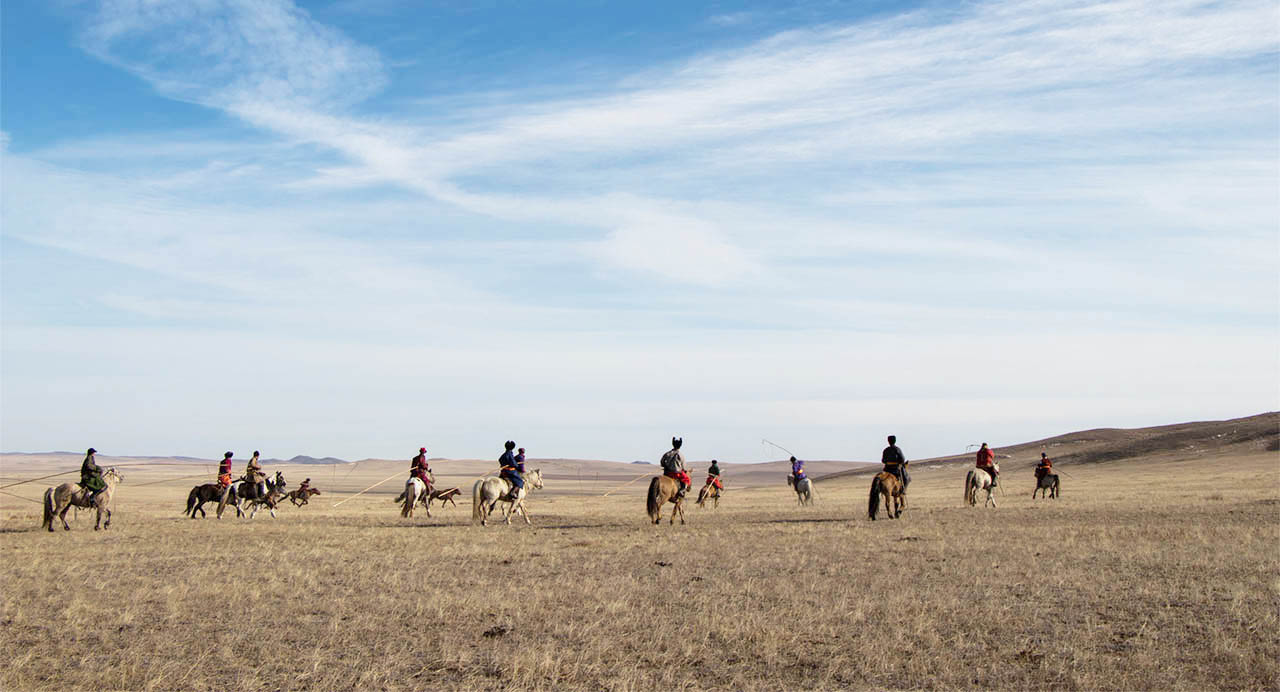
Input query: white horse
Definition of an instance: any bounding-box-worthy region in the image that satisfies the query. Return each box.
[787,474,815,505]
[43,467,124,531]
[471,469,543,526]
[400,475,434,518]
[964,463,1000,507]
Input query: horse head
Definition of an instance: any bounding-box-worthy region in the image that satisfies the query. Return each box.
[528,469,544,490]
[274,471,286,488]
[104,467,124,485]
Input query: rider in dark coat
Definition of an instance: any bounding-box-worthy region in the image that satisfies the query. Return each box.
[499,441,523,500]
[80,448,106,501]
[705,459,723,491]
[881,435,908,490]
[660,437,691,498]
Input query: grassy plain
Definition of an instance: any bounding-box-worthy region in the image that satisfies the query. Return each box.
[1,437,1277,690]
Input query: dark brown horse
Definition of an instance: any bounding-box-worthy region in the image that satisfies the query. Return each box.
[186,483,241,518]
[1033,473,1060,499]
[646,475,686,525]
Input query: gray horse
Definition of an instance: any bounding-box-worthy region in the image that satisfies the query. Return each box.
[43,467,124,532]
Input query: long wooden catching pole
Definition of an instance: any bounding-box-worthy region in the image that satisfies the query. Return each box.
[331,471,403,507]
[601,471,653,497]
[0,469,80,490]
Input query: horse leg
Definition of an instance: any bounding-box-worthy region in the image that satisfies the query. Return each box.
[677,499,685,525]
[60,502,73,531]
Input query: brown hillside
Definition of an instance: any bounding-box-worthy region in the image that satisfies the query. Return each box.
[815,411,1279,481]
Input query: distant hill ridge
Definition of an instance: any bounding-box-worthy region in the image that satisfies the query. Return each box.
[813,412,1279,482]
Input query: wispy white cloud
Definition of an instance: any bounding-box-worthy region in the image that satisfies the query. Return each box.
[3,0,1275,458]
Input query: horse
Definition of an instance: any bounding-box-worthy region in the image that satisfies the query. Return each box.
[233,471,287,519]
[787,474,815,505]
[427,487,461,510]
[645,475,687,525]
[964,464,1000,507]
[186,483,241,518]
[868,471,906,520]
[1033,473,1060,499]
[401,476,433,518]
[471,469,543,526]
[696,482,721,509]
[287,487,320,506]
[43,467,124,532]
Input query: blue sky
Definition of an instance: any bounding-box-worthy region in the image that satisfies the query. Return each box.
[2,0,1277,462]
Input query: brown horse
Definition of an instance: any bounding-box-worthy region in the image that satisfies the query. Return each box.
[427,487,461,510]
[43,467,124,532]
[868,471,905,520]
[287,487,320,506]
[646,475,687,525]
[696,482,720,509]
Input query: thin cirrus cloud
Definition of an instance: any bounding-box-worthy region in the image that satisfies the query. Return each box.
[0,0,1275,459]
[70,0,1279,288]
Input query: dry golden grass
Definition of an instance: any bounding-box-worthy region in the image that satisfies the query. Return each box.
[1,450,1277,690]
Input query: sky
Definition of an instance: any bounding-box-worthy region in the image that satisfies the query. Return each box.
[1,0,1277,463]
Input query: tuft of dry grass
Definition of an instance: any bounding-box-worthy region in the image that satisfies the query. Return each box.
[1,453,1277,690]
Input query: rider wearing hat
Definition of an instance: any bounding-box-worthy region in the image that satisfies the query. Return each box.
[1035,452,1053,481]
[881,435,908,490]
[217,451,234,489]
[410,447,433,493]
[80,448,106,502]
[705,458,724,492]
[245,450,266,498]
[789,456,806,487]
[660,437,691,499]
[499,441,524,501]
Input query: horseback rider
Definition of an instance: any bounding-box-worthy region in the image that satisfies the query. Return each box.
[660,437,691,499]
[789,456,806,487]
[298,477,312,495]
[705,458,724,492]
[881,435,908,490]
[499,441,524,501]
[217,451,234,490]
[410,447,433,493]
[976,443,998,485]
[1035,452,1053,481]
[245,450,266,498]
[80,447,106,503]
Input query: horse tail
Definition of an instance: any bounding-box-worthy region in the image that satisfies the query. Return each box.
[471,479,485,524]
[401,481,415,518]
[964,470,974,505]
[186,487,199,516]
[42,487,54,530]
[868,476,882,519]
[646,477,662,521]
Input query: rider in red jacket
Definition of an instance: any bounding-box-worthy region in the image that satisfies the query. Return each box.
[976,443,998,484]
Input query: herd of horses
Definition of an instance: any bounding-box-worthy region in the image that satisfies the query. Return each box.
[39,461,1060,532]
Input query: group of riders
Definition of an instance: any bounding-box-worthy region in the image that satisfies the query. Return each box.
[654,433,1057,501]
[82,432,1058,509]
[214,450,311,501]
[410,441,528,502]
